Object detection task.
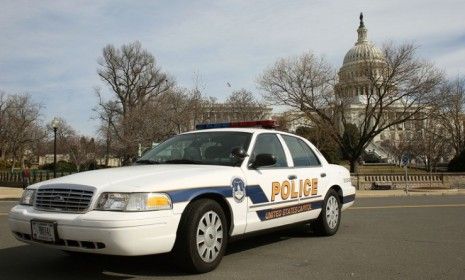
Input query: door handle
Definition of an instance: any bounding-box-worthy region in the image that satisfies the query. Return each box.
[288,175,297,180]
[320,173,326,178]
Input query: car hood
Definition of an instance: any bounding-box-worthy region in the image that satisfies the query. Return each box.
[30,165,239,192]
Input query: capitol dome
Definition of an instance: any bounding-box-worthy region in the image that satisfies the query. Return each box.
[336,13,387,102]
[341,14,384,66]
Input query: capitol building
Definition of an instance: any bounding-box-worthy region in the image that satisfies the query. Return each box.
[289,14,421,162]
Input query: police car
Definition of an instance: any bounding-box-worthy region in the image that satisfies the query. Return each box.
[9,120,355,273]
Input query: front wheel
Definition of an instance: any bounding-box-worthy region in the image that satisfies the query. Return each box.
[311,189,341,236]
[173,199,228,273]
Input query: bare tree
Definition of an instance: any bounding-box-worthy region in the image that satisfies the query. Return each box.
[380,138,413,165]
[414,121,450,172]
[96,41,175,163]
[44,118,98,171]
[258,45,444,172]
[199,96,219,123]
[45,117,77,155]
[67,136,96,172]
[225,89,270,121]
[0,91,10,160]
[1,94,43,170]
[158,88,205,134]
[97,41,173,116]
[438,77,465,156]
[272,113,293,132]
[94,91,120,167]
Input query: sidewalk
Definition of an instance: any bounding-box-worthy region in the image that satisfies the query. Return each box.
[2,186,465,201]
[0,187,23,201]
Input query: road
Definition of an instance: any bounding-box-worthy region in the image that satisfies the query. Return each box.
[1,196,464,280]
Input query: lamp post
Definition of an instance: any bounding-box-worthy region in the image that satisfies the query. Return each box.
[51,118,59,177]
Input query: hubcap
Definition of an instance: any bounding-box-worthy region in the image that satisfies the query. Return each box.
[196,211,223,263]
[326,196,339,229]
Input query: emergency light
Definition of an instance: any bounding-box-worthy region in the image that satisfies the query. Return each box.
[195,120,277,130]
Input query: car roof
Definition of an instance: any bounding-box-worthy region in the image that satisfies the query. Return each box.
[181,127,293,135]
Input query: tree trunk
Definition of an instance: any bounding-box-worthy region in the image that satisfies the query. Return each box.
[349,159,358,173]
[105,119,111,167]
[20,148,25,169]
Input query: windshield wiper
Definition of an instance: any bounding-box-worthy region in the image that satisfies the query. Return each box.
[164,159,203,164]
[134,159,160,165]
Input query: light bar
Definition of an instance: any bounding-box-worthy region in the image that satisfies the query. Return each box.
[196,120,277,130]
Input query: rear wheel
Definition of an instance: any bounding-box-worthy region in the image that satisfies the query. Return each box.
[311,189,341,236]
[173,199,228,273]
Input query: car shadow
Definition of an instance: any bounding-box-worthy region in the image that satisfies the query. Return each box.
[226,224,318,255]
[0,226,318,279]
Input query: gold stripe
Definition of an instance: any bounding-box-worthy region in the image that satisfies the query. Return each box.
[0,213,8,216]
[349,204,465,210]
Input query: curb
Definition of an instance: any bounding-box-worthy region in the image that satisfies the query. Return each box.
[356,189,465,198]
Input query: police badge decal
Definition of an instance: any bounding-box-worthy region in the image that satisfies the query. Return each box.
[231,177,246,203]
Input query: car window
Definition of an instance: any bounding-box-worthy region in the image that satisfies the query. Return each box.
[281,135,321,167]
[137,132,252,166]
[250,133,287,167]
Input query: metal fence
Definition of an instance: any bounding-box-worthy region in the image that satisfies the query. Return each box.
[0,170,74,186]
[361,174,443,183]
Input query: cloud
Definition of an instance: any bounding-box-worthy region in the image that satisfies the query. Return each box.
[0,0,464,135]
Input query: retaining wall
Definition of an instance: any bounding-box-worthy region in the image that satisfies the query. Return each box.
[351,173,465,190]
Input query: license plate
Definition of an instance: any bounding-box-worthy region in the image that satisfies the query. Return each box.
[31,221,56,242]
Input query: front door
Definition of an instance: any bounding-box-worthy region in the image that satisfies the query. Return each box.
[243,133,301,233]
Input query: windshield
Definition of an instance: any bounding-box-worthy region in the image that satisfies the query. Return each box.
[136,131,252,166]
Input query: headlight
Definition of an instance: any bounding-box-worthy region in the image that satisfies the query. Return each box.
[96,192,172,211]
[20,189,36,206]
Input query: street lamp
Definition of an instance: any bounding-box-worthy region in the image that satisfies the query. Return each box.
[51,118,60,177]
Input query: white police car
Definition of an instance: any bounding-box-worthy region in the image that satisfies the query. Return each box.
[9,120,355,273]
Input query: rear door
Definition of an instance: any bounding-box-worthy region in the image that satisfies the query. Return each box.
[280,134,327,221]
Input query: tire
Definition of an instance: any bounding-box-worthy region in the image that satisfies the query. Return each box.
[311,189,341,236]
[173,199,228,273]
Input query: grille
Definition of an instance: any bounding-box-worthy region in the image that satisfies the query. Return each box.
[35,187,94,213]
[13,232,106,249]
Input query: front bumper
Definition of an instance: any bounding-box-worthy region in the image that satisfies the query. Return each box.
[8,205,181,256]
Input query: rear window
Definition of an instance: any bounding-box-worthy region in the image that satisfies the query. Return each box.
[281,135,320,167]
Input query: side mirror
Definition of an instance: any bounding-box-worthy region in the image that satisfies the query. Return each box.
[231,146,248,159]
[250,153,276,168]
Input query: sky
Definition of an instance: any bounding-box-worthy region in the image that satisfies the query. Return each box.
[1,0,464,136]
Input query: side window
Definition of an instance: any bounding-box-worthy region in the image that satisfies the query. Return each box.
[250,134,287,167]
[282,135,321,167]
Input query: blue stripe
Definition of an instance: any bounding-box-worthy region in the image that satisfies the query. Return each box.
[166,184,269,204]
[247,185,269,204]
[167,187,232,203]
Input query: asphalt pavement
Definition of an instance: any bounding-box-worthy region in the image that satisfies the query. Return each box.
[1,196,464,280]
